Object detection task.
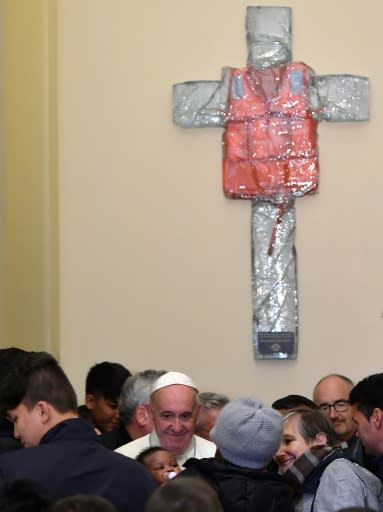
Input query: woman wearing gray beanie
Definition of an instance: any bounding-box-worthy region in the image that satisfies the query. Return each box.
[178,397,294,512]
[275,409,383,512]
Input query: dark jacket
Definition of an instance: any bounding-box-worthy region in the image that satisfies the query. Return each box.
[366,454,383,484]
[0,418,155,512]
[77,404,92,423]
[340,435,365,466]
[101,425,133,450]
[181,457,293,512]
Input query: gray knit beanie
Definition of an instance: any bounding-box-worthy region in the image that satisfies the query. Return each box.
[210,396,283,469]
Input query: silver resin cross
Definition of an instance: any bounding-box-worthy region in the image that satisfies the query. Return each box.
[172,6,369,359]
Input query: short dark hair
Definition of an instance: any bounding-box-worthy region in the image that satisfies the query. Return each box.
[0,348,29,374]
[145,476,223,512]
[349,373,383,419]
[0,352,78,413]
[52,495,117,512]
[0,479,51,512]
[0,348,29,416]
[136,446,168,465]
[285,409,339,446]
[85,362,131,399]
[272,394,317,412]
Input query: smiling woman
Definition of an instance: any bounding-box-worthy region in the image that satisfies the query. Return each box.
[274,409,383,512]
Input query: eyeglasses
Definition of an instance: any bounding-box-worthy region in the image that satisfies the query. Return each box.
[318,400,350,413]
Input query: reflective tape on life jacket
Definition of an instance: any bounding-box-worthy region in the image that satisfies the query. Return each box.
[223,61,319,200]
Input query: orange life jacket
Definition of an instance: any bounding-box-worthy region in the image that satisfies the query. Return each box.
[223,61,319,200]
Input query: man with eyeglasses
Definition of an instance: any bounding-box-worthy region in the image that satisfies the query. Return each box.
[313,373,364,465]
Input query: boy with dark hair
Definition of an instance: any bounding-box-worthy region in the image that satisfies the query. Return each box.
[79,361,131,433]
[350,373,383,483]
[0,352,155,512]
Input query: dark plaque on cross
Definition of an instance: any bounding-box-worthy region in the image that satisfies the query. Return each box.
[172,6,369,359]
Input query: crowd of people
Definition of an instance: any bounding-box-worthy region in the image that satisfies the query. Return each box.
[0,348,383,512]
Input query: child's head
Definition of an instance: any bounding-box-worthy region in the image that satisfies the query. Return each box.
[210,396,283,469]
[145,476,223,512]
[136,447,181,484]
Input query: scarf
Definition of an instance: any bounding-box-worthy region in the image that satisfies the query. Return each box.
[283,445,341,493]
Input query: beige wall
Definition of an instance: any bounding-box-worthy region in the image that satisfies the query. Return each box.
[3,1,382,404]
[0,0,57,353]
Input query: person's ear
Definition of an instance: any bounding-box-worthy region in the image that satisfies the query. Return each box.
[85,394,96,410]
[145,403,153,421]
[35,401,50,424]
[314,432,327,445]
[136,404,150,427]
[371,408,383,429]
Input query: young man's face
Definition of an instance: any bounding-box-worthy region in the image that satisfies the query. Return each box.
[149,385,200,456]
[352,408,379,455]
[7,402,45,447]
[85,395,120,433]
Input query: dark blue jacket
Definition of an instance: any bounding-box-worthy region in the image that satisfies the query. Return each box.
[101,425,133,450]
[0,418,155,511]
[366,454,383,484]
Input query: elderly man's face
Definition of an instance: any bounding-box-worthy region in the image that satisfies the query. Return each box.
[313,376,355,442]
[149,385,200,456]
[196,406,224,440]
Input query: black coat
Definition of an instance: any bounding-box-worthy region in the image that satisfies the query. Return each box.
[101,425,133,450]
[341,435,365,466]
[0,418,155,512]
[182,457,293,512]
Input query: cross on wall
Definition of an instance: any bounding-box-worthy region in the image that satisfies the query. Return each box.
[172,6,369,359]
